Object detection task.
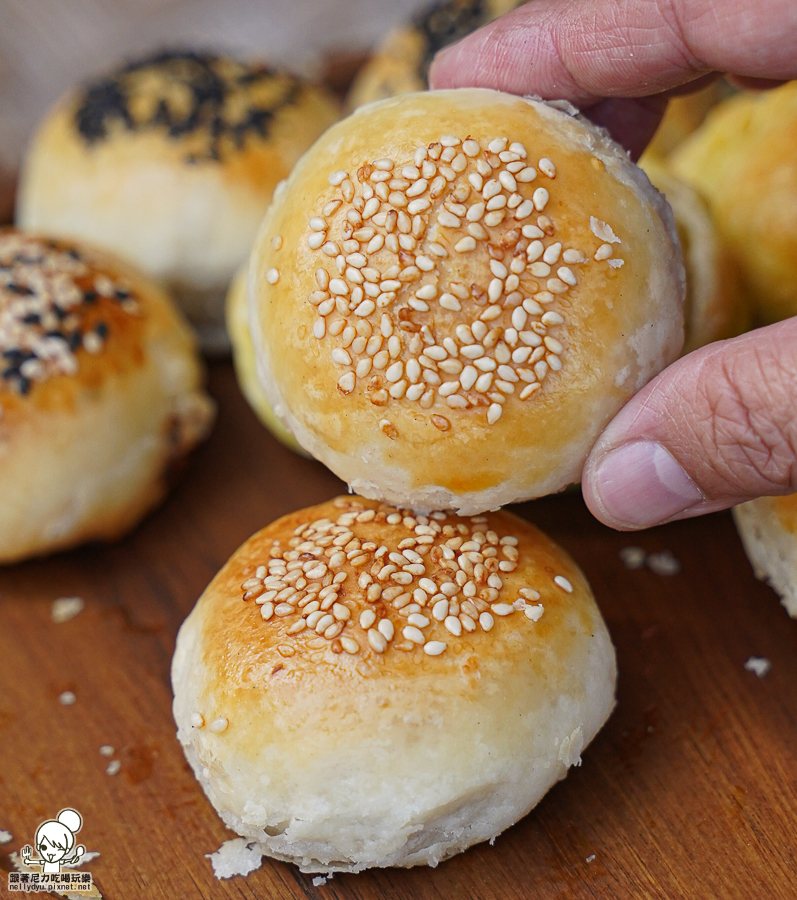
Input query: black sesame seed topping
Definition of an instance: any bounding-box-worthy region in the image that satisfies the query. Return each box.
[414,0,497,81]
[74,49,303,163]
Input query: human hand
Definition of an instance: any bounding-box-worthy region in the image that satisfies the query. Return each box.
[430,0,797,530]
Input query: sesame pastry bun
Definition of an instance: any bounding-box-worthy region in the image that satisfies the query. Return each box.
[733,494,797,619]
[347,0,523,110]
[0,229,214,564]
[671,82,797,326]
[248,89,685,514]
[225,263,309,456]
[16,50,341,353]
[172,495,617,873]
[639,158,750,356]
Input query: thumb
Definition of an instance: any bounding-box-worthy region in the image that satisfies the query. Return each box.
[581,319,797,530]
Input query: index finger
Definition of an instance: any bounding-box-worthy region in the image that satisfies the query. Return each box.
[429,0,797,106]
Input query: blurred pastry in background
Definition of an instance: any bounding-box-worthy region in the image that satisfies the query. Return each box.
[734,493,797,619]
[0,229,214,564]
[670,81,797,326]
[16,49,341,354]
[225,262,309,456]
[347,0,523,109]
[640,158,750,356]
[642,81,730,162]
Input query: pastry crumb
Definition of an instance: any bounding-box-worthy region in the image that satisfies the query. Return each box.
[52,596,84,623]
[744,656,771,678]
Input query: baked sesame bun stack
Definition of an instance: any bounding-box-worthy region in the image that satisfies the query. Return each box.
[671,81,797,326]
[247,89,685,514]
[16,50,341,353]
[733,494,797,619]
[640,158,750,356]
[172,495,617,872]
[225,262,309,456]
[347,0,523,109]
[0,230,214,564]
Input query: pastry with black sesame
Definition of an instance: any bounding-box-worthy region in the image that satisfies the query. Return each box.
[347,0,523,110]
[0,229,214,563]
[172,495,617,872]
[16,50,341,352]
[247,89,685,514]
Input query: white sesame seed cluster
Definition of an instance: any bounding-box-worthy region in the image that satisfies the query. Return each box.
[0,233,138,394]
[273,135,623,432]
[237,497,576,661]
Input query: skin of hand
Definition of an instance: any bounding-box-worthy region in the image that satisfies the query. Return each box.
[430,0,797,530]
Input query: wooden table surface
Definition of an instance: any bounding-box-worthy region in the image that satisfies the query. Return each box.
[1,362,795,900]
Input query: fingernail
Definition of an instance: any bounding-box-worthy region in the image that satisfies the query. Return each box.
[590,441,704,529]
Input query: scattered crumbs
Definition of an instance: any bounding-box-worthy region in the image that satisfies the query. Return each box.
[607,258,624,268]
[52,596,85,624]
[312,876,332,887]
[745,657,771,678]
[59,691,76,706]
[586,854,596,863]
[0,829,12,843]
[646,551,681,577]
[105,760,121,776]
[99,745,114,757]
[619,546,646,570]
[207,838,266,879]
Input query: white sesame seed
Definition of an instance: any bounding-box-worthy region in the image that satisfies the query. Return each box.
[360,609,376,629]
[543,242,562,264]
[554,575,574,592]
[547,278,568,294]
[463,139,481,157]
[341,637,359,654]
[499,171,517,192]
[266,268,280,284]
[538,158,556,178]
[595,243,614,260]
[483,179,501,200]
[209,717,229,733]
[403,625,425,644]
[368,628,387,653]
[487,403,503,425]
[424,641,447,656]
[378,619,395,641]
[563,248,585,264]
[329,170,347,185]
[191,713,205,728]
[532,188,549,211]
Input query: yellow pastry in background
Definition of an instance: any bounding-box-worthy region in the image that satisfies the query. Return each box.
[640,158,750,355]
[347,0,523,109]
[671,82,797,326]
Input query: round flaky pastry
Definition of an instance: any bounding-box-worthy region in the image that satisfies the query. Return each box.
[16,49,341,352]
[248,89,685,514]
[0,229,214,563]
[172,495,617,873]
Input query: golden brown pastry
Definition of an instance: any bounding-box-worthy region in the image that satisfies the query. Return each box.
[671,82,797,325]
[172,495,617,872]
[347,0,523,109]
[640,158,750,355]
[733,494,797,618]
[0,229,214,563]
[248,89,685,514]
[225,263,308,455]
[16,50,341,352]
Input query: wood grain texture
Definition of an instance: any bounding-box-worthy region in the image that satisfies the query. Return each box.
[1,362,796,900]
